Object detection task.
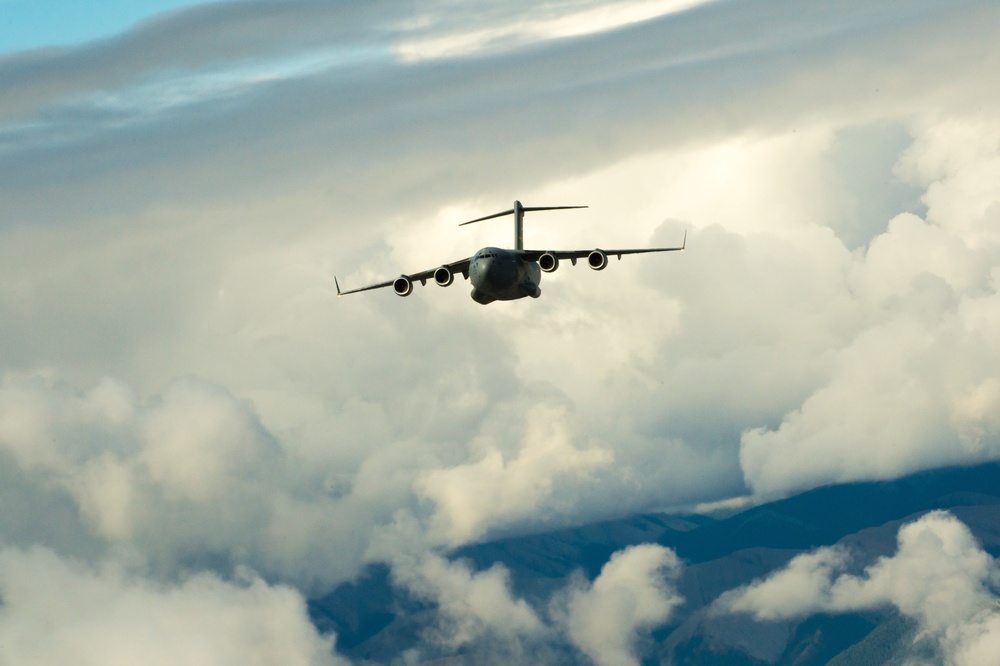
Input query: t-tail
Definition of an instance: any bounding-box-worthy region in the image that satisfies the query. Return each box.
[459,200,587,250]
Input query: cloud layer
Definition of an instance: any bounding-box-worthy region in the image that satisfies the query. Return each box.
[718,511,1000,665]
[0,546,345,666]
[3,0,1000,661]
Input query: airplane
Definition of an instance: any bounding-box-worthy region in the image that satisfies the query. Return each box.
[335,200,685,305]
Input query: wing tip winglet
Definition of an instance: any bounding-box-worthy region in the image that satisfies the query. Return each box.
[681,230,687,251]
[334,276,342,296]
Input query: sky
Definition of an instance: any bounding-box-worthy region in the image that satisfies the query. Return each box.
[2,0,1000,663]
[0,0,218,54]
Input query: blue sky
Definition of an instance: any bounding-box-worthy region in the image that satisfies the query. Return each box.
[0,0,215,53]
[2,1,1000,663]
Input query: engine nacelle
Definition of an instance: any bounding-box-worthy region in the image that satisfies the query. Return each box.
[433,266,454,287]
[538,252,560,273]
[587,250,608,271]
[392,276,414,296]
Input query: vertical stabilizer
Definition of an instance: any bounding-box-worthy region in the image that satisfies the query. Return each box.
[459,201,587,249]
[513,200,525,250]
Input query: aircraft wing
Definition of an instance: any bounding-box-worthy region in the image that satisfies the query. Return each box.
[335,256,472,296]
[520,231,686,263]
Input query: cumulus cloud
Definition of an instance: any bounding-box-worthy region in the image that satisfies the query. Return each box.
[0,546,346,666]
[415,404,613,546]
[365,513,546,660]
[718,511,1000,665]
[719,547,851,621]
[0,373,416,590]
[0,376,278,560]
[740,117,1000,497]
[556,544,683,666]
[393,551,544,651]
[369,521,686,665]
[4,0,1000,661]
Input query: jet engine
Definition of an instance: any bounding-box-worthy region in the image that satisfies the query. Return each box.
[587,250,608,271]
[433,266,454,287]
[392,276,414,296]
[538,252,560,273]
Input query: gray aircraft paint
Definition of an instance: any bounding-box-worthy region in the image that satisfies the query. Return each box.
[468,247,542,305]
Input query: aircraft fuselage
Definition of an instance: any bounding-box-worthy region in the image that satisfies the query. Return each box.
[469,247,541,304]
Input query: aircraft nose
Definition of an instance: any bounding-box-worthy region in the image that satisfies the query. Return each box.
[475,255,500,285]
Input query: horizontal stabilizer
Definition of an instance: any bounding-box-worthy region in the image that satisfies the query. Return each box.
[459,200,588,251]
[459,204,587,226]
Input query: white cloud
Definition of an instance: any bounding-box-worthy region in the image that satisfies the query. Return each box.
[896,118,1000,236]
[366,511,545,656]
[3,0,1000,660]
[415,404,613,546]
[721,546,851,621]
[393,0,717,62]
[369,527,687,664]
[0,375,278,541]
[368,495,690,662]
[0,374,413,590]
[5,0,998,573]
[398,552,544,649]
[0,546,346,666]
[557,544,684,666]
[718,511,1000,665]
[740,117,1000,498]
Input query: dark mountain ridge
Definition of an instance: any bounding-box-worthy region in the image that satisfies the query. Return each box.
[310,461,1000,663]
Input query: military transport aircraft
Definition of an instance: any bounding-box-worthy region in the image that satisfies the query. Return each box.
[335,200,685,305]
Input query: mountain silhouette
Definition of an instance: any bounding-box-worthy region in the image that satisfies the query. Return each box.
[310,461,1000,663]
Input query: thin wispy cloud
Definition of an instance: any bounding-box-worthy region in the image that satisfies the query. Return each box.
[393,0,717,62]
